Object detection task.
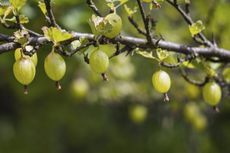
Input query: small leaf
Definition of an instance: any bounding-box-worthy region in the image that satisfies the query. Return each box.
[5,15,29,23]
[0,5,9,16]
[3,6,13,19]
[163,53,178,64]
[19,15,29,23]
[156,48,169,61]
[124,4,137,16]
[9,0,27,10]
[38,1,47,15]
[106,0,115,10]
[136,50,158,61]
[182,61,195,69]
[42,27,73,44]
[189,20,205,37]
[14,29,29,45]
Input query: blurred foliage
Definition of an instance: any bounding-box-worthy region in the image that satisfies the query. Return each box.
[0,0,230,153]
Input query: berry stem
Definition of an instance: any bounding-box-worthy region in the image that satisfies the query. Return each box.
[23,85,28,95]
[163,93,170,102]
[213,106,220,113]
[55,81,62,90]
[101,73,108,81]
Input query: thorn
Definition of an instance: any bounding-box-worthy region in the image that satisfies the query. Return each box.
[101,73,108,81]
[163,93,170,102]
[23,85,28,95]
[55,81,62,91]
[154,36,163,48]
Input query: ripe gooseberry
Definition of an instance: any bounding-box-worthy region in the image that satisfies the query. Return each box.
[202,82,221,106]
[103,13,122,38]
[44,51,66,89]
[13,57,36,94]
[89,50,109,74]
[152,70,171,93]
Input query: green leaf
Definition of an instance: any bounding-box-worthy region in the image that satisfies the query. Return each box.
[182,61,195,69]
[0,5,9,16]
[156,48,169,61]
[5,15,29,24]
[42,27,73,44]
[162,53,178,64]
[9,0,27,10]
[124,4,137,16]
[38,1,47,15]
[136,50,158,61]
[19,15,29,23]
[106,0,115,10]
[189,20,205,37]
[3,6,13,19]
[14,29,29,45]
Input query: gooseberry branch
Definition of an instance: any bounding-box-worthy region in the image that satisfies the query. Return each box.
[0,0,229,100]
[1,32,230,61]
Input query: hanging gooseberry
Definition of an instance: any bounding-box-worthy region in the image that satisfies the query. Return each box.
[152,70,171,93]
[44,51,66,89]
[13,57,36,94]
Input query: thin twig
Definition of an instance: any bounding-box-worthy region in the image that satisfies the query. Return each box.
[0,34,14,42]
[136,0,153,44]
[62,41,94,56]
[0,32,230,61]
[128,16,146,35]
[166,0,212,46]
[180,68,209,87]
[86,0,102,17]
[44,0,60,28]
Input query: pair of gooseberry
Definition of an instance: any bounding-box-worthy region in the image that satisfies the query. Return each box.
[151,70,222,107]
[13,48,66,93]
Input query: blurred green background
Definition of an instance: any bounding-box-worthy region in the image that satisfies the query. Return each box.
[0,0,230,153]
